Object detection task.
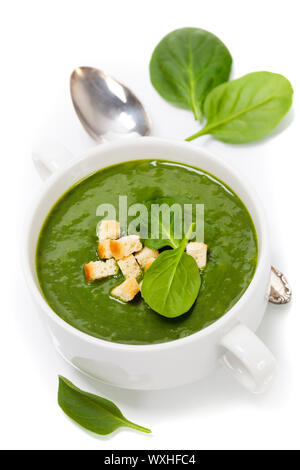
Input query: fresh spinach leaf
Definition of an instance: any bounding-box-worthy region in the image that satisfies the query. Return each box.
[141,198,184,250]
[58,376,151,435]
[186,71,293,143]
[150,27,232,121]
[141,224,201,318]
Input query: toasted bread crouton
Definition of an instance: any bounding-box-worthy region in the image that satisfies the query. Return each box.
[111,278,140,302]
[97,220,120,241]
[186,242,207,269]
[135,246,159,267]
[110,235,142,260]
[144,257,156,272]
[85,259,118,281]
[98,239,113,259]
[117,255,141,279]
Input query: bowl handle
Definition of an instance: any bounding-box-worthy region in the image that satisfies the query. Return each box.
[220,324,276,393]
[32,139,75,180]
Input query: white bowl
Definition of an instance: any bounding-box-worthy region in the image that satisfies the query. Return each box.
[24,137,275,393]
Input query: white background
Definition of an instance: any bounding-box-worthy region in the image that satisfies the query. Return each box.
[1,0,299,450]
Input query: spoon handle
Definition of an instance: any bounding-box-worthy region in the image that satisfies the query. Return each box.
[269,266,292,304]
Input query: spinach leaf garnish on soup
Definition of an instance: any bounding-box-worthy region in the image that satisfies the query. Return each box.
[141,223,201,318]
[141,197,183,249]
[36,160,258,345]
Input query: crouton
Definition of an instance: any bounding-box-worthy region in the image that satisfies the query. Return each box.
[186,242,207,269]
[144,257,156,272]
[98,239,113,259]
[117,254,141,279]
[111,278,140,302]
[110,235,142,260]
[84,259,118,281]
[97,220,120,241]
[135,246,159,267]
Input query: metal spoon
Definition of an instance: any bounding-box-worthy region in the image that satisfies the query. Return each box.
[70,66,151,142]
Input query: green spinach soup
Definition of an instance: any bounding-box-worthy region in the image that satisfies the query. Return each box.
[36,160,258,345]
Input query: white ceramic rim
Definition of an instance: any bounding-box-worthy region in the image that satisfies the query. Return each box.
[23,137,269,352]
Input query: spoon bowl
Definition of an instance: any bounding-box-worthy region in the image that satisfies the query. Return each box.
[70,66,151,142]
